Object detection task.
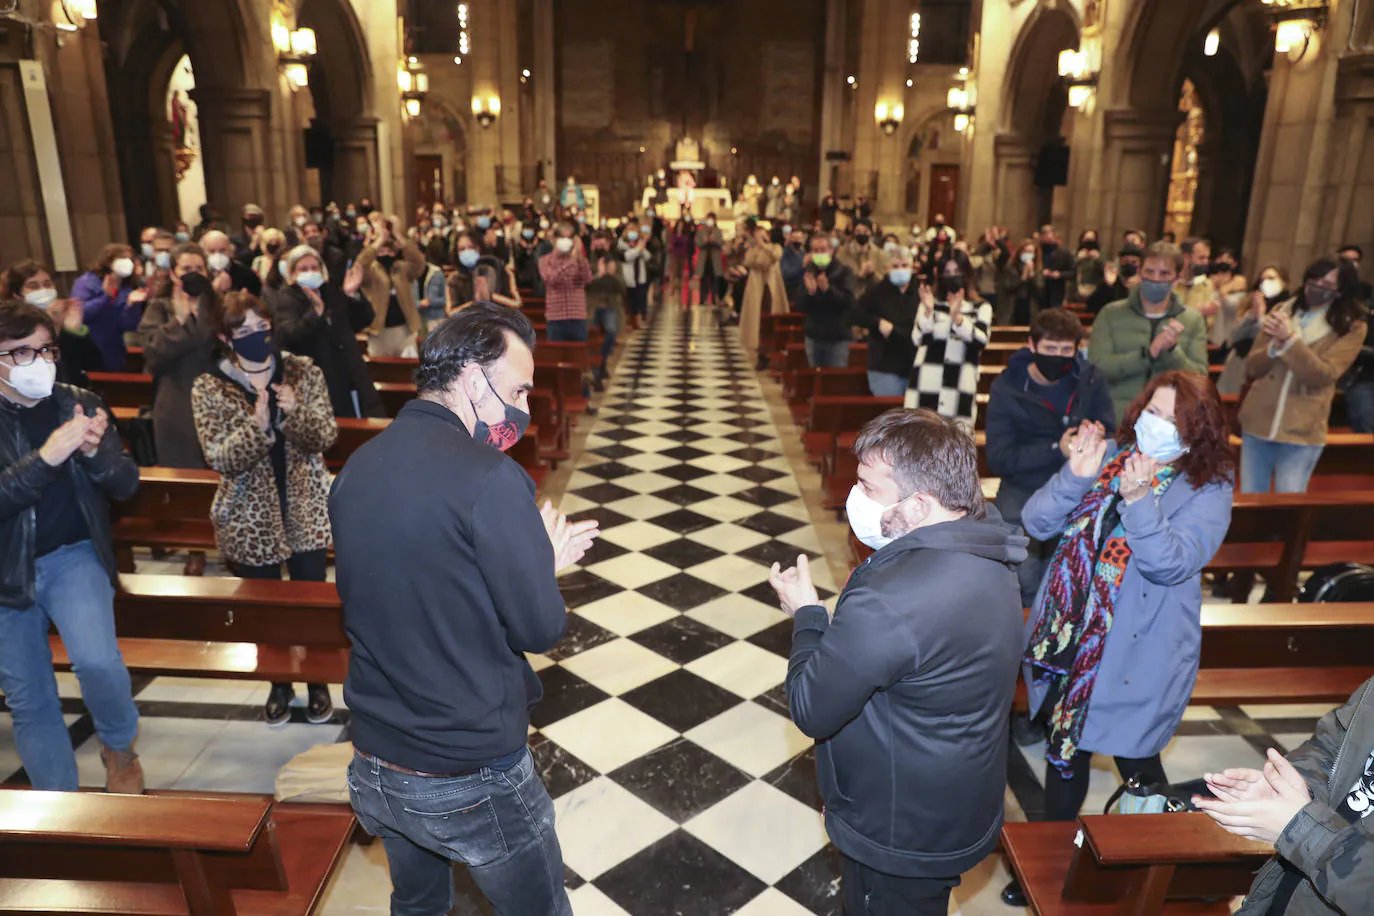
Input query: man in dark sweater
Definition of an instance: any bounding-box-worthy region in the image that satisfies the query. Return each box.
[796,232,857,368]
[330,303,596,916]
[985,308,1116,605]
[770,409,1026,915]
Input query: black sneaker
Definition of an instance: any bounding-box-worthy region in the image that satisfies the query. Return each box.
[265,684,295,727]
[306,684,334,724]
[1000,878,1027,906]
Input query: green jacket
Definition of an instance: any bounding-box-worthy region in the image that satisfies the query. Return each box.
[1087,287,1209,418]
[1237,677,1374,915]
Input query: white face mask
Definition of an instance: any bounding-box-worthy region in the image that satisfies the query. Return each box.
[112,258,135,279]
[7,358,57,400]
[23,288,58,308]
[846,485,911,552]
[294,215,308,227]
[554,237,574,254]
[1259,278,1283,300]
[207,252,231,272]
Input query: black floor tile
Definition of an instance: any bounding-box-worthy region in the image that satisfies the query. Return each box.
[643,537,726,570]
[655,464,715,483]
[570,481,639,505]
[619,670,745,734]
[528,732,601,797]
[738,510,808,537]
[530,666,611,730]
[775,845,846,916]
[607,737,753,824]
[566,506,635,533]
[745,617,796,659]
[593,830,767,915]
[731,486,799,509]
[545,605,619,657]
[635,573,729,614]
[659,445,712,462]
[762,746,822,811]
[645,508,718,535]
[581,461,642,482]
[630,615,735,664]
[738,539,819,569]
[653,483,718,507]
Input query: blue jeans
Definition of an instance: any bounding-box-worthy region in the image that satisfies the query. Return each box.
[867,371,908,397]
[546,318,588,342]
[806,337,850,369]
[591,307,619,379]
[1240,433,1324,493]
[0,540,139,790]
[347,749,572,916]
[1346,380,1374,433]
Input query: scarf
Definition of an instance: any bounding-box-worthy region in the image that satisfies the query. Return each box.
[1024,448,1179,777]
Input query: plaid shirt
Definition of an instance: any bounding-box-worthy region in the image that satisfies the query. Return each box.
[538,251,593,321]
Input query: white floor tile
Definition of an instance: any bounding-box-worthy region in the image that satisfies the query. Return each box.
[686,702,813,777]
[686,523,769,552]
[686,594,790,639]
[575,592,680,636]
[583,553,681,590]
[554,777,676,880]
[612,472,679,495]
[559,639,679,696]
[733,889,820,916]
[617,452,679,473]
[686,555,772,591]
[691,496,763,523]
[690,454,752,474]
[687,642,789,699]
[685,782,828,883]
[541,699,678,773]
[599,520,681,550]
[569,883,634,916]
[603,494,681,520]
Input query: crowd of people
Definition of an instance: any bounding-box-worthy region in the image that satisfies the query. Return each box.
[0,180,1371,915]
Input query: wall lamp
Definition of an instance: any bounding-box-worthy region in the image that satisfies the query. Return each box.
[472,95,501,128]
[875,101,904,136]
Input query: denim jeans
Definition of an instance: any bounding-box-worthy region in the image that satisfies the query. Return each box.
[545,318,588,343]
[419,306,447,335]
[0,540,139,790]
[590,307,619,379]
[806,337,851,369]
[347,748,572,916]
[1347,379,1374,433]
[1240,433,1324,493]
[626,284,649,319]
[867,371,908,397]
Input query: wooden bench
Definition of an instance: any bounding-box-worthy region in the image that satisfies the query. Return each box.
[51,574,350,684]
[0,788,355,916]
[1001,814,1270,915]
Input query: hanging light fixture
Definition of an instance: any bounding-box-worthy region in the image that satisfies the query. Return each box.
[472,95,501,128]
[1058,45,1098,110]
[1261,0,1328,60]
[274,18,316,91]
[875,101,904,135]
[1204,28,1220,57]
[400,61,429,118]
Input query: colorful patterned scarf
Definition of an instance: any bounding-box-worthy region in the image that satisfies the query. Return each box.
[1024,448,1178,777]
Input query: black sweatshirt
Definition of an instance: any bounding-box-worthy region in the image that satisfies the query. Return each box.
[330,399,566,772]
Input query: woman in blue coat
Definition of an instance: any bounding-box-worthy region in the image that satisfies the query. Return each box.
[72,243,148,372]
[1002,369,1235,905]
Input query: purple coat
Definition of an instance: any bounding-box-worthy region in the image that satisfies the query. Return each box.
[72,271,142,372]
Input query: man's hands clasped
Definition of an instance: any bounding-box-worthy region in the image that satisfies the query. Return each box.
[540,500,600,575]
[39,405,110,467]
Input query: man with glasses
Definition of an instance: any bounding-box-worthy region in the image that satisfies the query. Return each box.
[0,301,142,793]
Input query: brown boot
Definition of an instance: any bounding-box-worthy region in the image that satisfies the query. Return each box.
[99,742,145,794]
[183,550,206,577]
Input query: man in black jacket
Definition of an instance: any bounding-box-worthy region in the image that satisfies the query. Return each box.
[331,303,597,916]
[769,408,1026,915]
[0,302,142,794]
[847,246,919,396]
[797,232,857,368]
[1038,224,1076,312]
[985,308,1116,606]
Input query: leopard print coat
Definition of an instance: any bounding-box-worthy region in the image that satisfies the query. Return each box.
[190,353,338,567]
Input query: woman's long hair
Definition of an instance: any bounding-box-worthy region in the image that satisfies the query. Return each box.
[1116,370,1236,488]
[1294,257,1365,337]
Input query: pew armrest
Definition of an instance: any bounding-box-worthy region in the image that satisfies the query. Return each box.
[0,791,269,852]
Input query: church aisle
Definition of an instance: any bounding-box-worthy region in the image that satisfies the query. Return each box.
[531,304,847,914]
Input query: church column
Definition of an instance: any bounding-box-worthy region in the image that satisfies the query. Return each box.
[331,117,382,208]
[1093,107,1178,249]
[991,134,1037,239]
[494,0,524,197]
[816,0,846,196]
[1243,9,1350,277]
[963,0,1021,237]
[192,88,276,217]
[532,0,556,182]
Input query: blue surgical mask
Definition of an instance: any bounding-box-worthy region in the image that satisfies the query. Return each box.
[1140,279,1172,304]
[1134,411,1189,463]
[522,228,535,239]
[458,249,480,269]
[175,231,190,243]
[476,216,492,229]
[889,269,912,287]
[296,270,325,290]
[626,230,640,242]
[154,251,171,270]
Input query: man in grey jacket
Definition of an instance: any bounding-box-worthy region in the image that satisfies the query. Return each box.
[769,408,1026,915]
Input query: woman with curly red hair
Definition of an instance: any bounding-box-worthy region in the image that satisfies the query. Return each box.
[1001,370,1235,906]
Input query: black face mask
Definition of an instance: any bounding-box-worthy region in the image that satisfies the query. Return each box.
[1119,261,1140,279]
[937,275,964,300]
[1031,352,1076,382]
[1210,262,1236,276]
[179,272,212,298]
[1041,242,1058,255]
[471,369,531,452]
[244,217,263,230]
[376,255,396,272]
[854,234,870,246]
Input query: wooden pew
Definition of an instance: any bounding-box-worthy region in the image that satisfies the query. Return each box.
[0,789,355,916]
[1001,814,1270,916]
[51,574,350,683]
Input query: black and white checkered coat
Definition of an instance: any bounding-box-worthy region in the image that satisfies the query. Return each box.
[903,299,993,428]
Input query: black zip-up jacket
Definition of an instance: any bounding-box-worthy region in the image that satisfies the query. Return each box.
[787,510,1027,878]
[330,399,567,773]
[269,284,385,419]
[847,278,920,375]
[0,384,139,608]
[796,261,857,342]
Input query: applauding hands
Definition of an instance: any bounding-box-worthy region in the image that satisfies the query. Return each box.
[1193,748,1313,846]
[39,405,109,467]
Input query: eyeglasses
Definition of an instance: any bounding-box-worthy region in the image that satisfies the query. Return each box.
[0,345,60,367]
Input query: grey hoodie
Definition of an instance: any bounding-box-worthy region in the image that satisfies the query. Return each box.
[787,508,1027,877]
[1237,677,1374,915]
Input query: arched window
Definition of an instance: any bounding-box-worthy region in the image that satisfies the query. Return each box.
[1164,79,1204,240]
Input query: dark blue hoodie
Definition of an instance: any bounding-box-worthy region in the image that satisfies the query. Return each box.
[984,347,1116,518]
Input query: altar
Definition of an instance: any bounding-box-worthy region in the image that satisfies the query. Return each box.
[640,136,733,226]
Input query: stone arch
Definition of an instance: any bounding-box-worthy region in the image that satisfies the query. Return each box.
[298,0,374,122]
[899,107,962,222]
[406,95,470,208]
[999,1,1079,139]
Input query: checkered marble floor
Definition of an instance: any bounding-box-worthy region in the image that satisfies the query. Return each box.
[0,303,1337,915]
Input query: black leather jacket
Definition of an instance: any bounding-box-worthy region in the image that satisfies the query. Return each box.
[0,385,139,609]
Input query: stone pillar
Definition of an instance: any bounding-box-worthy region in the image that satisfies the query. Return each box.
[331,117,382,207]
[1093,107,1178,248]
[532,0,556,182]
[963,0,1022,237]
[148,120,183,228]
[1243,9,1350,278]
[494,0,524,197]
[992,134,1037,239]
[193,88,275,218]
[1324,54,1374,259]
[816,0,846,195]
[463,0,518,206]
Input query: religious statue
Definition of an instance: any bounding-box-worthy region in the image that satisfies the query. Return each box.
[739,174,762,217]
[764,176,782,219]
[674,136,701,166]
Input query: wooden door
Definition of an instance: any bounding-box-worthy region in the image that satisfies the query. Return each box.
[414,155,443,208]
[928,165,960,224]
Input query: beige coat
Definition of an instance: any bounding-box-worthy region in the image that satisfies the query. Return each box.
[739,242,790,352]
[1238,307,1366,446]
[357,241,426,336]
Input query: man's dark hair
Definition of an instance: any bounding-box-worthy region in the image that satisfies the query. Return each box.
[854,219,872,232]
[1118,243,1145,260]
[0,300,57,344]
[1339,244,1364,260]
[1180,236,1210,257]
[1029,308,1085,345]
[853,409,986,518]
[808,231,832,249]
[1143,241,1184,273]
[1,260,47,299]
[417,302,536,396]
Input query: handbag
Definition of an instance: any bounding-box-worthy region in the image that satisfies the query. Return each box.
[1103,774,1214,815]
